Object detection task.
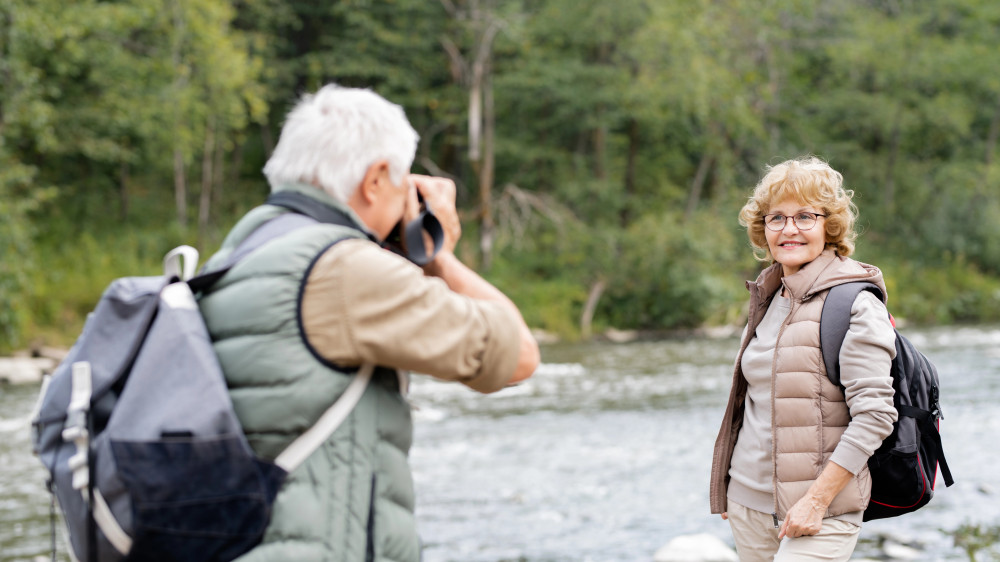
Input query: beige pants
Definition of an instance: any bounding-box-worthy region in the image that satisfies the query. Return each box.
[726,501,861,562]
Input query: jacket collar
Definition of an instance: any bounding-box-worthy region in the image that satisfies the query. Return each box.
[748,248,888,304]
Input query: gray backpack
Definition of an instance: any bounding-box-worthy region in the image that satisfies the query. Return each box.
[31,214,373,561]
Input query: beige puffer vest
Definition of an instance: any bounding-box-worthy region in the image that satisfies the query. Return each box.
[709,249,885,520]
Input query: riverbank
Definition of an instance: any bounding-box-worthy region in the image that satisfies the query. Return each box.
[0,322,747,384]
[0,347,64,385]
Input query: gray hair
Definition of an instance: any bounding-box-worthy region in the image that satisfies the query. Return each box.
[263,84,419,202]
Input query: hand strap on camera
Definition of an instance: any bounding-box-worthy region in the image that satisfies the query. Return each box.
[399,202,444,266]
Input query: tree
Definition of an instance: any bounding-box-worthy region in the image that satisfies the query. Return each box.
[439,0,508,270]
[0,0,59,349]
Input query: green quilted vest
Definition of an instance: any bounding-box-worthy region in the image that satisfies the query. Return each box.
[198,184,419,562]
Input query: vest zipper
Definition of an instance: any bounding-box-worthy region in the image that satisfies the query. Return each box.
[366,474,377,562]
[770,288,796,520]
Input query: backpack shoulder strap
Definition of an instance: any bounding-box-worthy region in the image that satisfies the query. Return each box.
[186,212,318,293]
[273,363,375,472]
[820,281,886,387]
[266,191,374,236]
[188,192,373,293]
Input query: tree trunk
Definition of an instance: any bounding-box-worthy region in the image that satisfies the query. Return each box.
[0,10,11,139]
[198,116,216,237]
[885,109,902,213]
[592,118,606,180]
[580,279,606,340]
[119,158,129,221]
[621,118,639,227]
[211,126,226,238]
[174,148,187,227]
[260,124,275,157]
[229,138,244,191]
[686,151,714,221]
[171,0,188,228]
[441,0,501,269]
[985,95,1000,171]
[464,5,502,271]
[479,58,495,271]
[468,74,482,165]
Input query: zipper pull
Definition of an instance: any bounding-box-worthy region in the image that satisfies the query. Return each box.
[772,513,780,529]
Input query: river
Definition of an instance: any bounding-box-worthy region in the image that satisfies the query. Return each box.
[2,325,999,561]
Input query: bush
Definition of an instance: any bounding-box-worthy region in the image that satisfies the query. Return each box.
[948,521,1000,562]
[598,208,753,331]
[0,165,53,353]
[26,219,197,348]
[870,252,1000,325]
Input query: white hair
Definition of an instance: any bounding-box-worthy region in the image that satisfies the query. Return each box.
[263,84,419,202]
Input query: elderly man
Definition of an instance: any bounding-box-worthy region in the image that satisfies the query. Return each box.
[198,84,539,562]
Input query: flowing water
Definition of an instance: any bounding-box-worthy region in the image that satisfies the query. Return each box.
[3,325,1000,561]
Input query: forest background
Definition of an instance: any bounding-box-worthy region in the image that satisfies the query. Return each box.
[3,0,1000,354]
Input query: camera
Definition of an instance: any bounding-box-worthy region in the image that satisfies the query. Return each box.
[383,193,444,266]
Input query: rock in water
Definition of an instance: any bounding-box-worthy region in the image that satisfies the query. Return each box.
[882,540,923,560]
[0,357,54,384]
[653,533,738,562]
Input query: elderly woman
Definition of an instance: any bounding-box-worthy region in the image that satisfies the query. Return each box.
[709,156,897,561]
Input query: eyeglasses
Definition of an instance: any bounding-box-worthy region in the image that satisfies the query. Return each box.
[762,212,827,232]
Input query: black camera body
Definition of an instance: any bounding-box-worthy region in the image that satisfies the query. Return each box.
[382,196,444,266]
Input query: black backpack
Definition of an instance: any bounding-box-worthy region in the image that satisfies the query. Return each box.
[820,281,955,521]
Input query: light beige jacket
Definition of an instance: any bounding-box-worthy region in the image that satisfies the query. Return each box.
[709,249,897,520]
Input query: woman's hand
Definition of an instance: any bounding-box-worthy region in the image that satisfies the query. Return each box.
[778,461,853,539]
[778,497,825,538]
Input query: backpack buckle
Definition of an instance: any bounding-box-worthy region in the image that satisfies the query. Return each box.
[931,386,943,420]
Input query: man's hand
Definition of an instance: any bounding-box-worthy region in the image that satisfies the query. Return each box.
[406,174,539,386]
[409,174,460,257]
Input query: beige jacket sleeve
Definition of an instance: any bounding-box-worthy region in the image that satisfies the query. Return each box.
[829,290,898,475]
[300,239,522,392]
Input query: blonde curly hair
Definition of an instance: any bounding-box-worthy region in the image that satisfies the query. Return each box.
[738,156,858,262]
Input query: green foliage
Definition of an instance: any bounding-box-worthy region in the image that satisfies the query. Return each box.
[599,209,753,330]
[872,253,1000,325]
[948,521,1000,562]
[491,268,589,340]
[27,224,194,346]
[5,0,1000,349]
[0,186,44,352]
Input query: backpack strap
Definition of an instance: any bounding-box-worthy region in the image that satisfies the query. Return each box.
[819,281,885,387]
[921,414,956,486]
[273,363,375,472]
[187,212,333,293]
[163,245,200,281]
[265,191,375,235]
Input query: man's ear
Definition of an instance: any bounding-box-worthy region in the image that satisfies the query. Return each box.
[357,160,391,204]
